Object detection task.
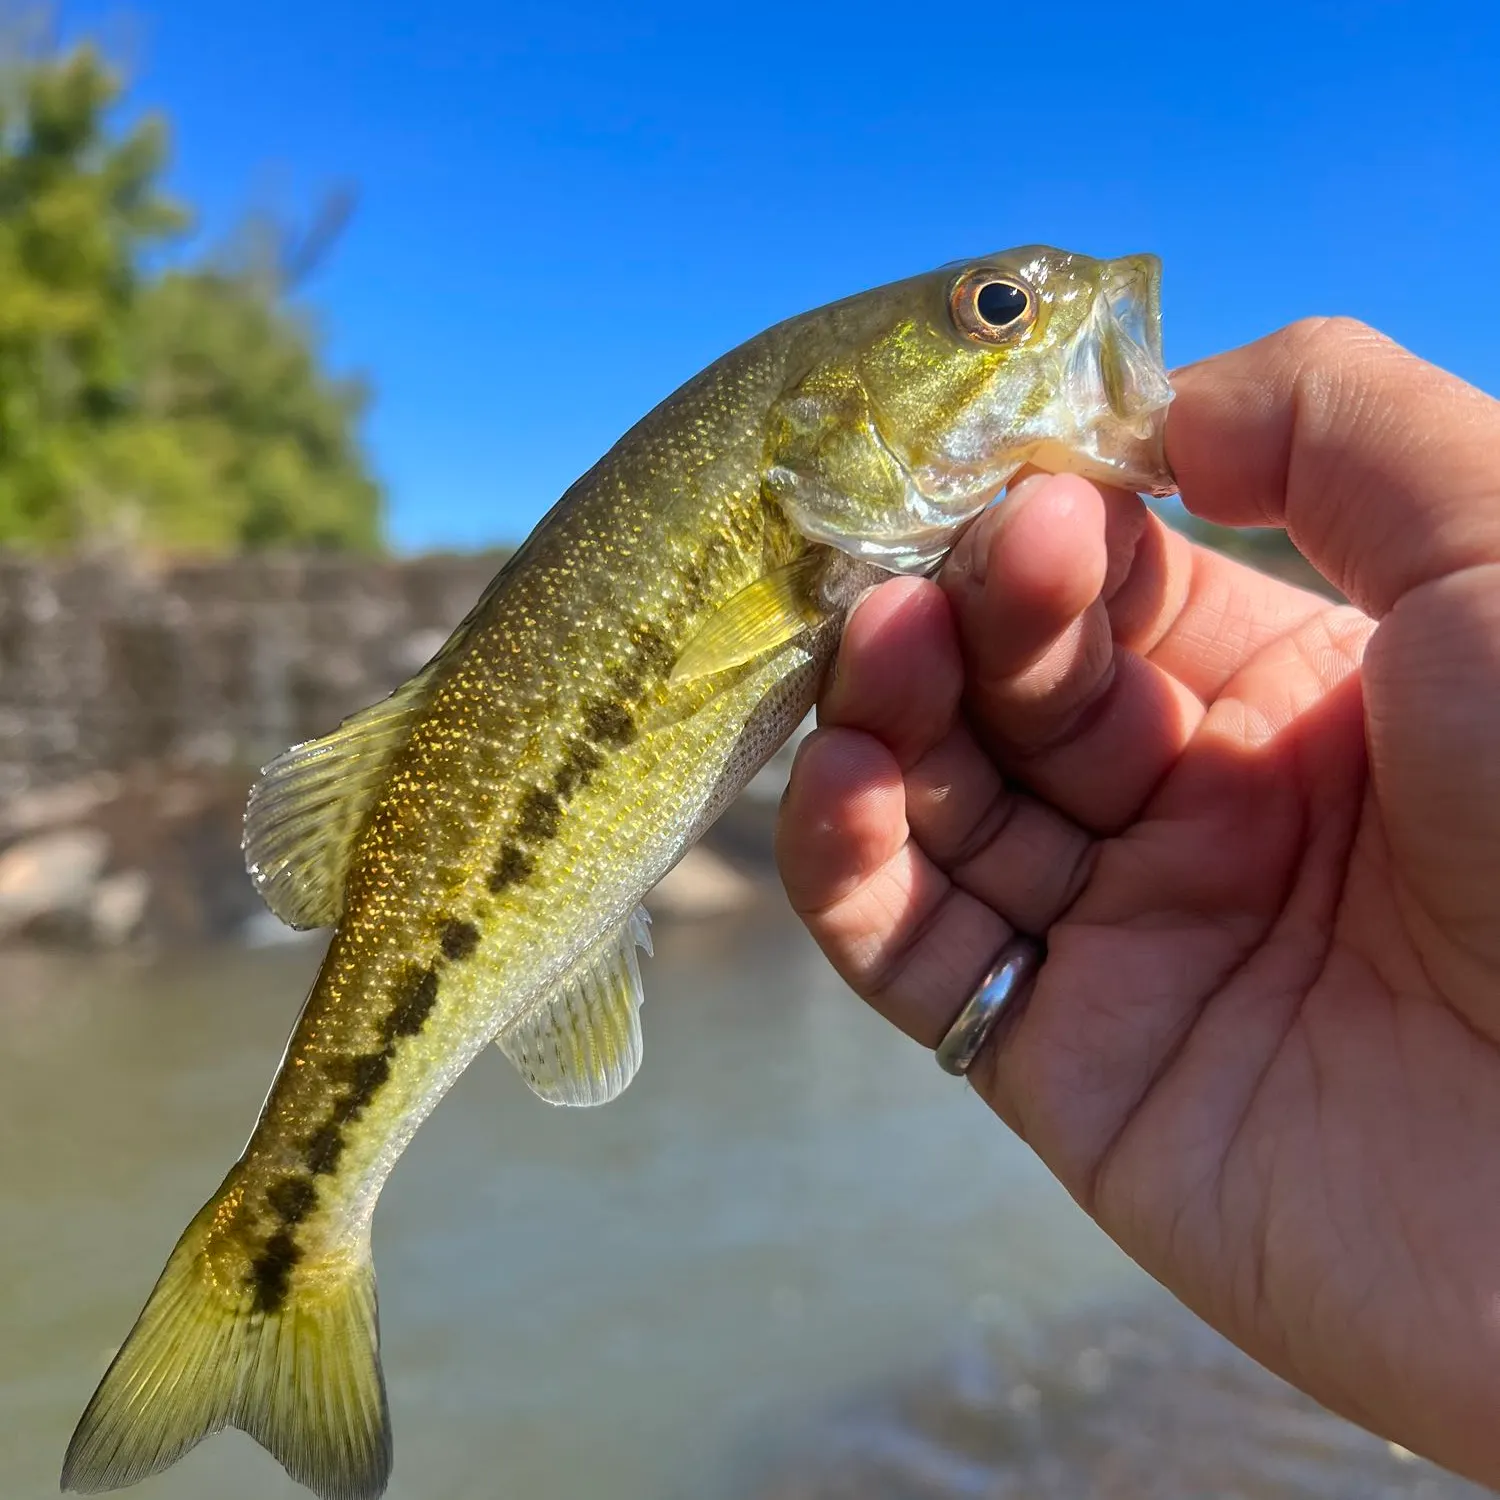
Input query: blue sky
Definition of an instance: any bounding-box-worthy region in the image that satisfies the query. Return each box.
[58,0,1500,552]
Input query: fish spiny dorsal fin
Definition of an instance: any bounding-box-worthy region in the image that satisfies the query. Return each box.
[495,906,653,1106]
[242,559,521,930]
[669,553,825,684]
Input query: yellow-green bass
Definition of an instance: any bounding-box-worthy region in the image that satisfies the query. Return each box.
[63,246,1177,1500]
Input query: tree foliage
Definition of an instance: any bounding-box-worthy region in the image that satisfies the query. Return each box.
[0,39,380,552]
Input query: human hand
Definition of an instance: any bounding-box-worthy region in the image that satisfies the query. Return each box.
[775,319,1500,1486]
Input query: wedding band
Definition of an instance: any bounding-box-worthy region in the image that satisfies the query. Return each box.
[934,935,1044,1076]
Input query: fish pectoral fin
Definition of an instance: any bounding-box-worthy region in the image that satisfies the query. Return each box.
[495,906,653,1107]
[669,553,825,684]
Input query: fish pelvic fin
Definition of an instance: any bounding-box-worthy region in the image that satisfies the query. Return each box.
[62,1199,391,1500]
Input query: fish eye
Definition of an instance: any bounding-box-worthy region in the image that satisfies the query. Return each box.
[949,271,1037,345]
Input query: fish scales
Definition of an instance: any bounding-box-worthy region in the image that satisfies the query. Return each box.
[218,338,814,1282]
[63,245,1179,1500]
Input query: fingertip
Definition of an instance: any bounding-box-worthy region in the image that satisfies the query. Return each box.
[840,573,943,652]
[775,727,907,915]
[943,473,1110,680]
[987,473,1109,618]
[822,575,962,764]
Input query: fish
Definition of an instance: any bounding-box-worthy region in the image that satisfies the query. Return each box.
[61,245,1177,1500]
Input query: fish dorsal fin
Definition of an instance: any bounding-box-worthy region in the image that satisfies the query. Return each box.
[496,907,653,1106]
[243,672,438,930]
[670,553,825,684]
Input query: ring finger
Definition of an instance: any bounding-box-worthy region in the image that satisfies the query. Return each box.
[776,576,1094,1048]
[817,574,1097,935]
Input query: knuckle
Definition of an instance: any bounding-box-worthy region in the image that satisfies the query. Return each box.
[942,781,1018,869]
[1284,317,1409,419]
[1283,315,1393,367]
[984,617,1117,758]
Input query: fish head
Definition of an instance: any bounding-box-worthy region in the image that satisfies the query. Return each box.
[765,245,1178,574]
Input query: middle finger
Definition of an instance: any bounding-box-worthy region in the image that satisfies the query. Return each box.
[822,574,1097,935]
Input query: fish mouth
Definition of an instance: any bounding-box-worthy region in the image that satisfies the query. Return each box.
[1029,253,1178,499]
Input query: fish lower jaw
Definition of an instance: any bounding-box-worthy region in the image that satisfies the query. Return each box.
[1024,437,1177,500]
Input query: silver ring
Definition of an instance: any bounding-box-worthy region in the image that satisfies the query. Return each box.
[934,935,1044,1076]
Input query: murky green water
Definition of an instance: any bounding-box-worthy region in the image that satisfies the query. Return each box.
[0,908,1478,1500]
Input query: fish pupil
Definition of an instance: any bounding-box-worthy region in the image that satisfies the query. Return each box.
[975,280,1029,328]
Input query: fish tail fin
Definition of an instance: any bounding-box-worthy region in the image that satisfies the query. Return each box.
[62,1201,391,1500]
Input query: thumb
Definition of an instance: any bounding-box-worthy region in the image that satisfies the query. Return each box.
[1166,317,1500,616]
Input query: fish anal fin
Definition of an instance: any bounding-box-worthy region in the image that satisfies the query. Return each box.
[669,554,825,684]
[62,1197,390,1500]
[496,907,653,1106]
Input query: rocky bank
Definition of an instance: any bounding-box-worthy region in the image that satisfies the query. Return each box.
[0,549,791,946]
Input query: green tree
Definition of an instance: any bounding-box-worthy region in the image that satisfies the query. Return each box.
[0,41,182,544]
[100,266,380,551]
[0,38,381,552]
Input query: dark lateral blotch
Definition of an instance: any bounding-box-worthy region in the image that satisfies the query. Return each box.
[515,787,563,841]
[305,1122,346,1176]
[266,1174,318,1225]
[553,739,603,798]
[339,1050,392,1112]
[608,665,643,699]
[250,1228,302,1313]
[382,966,440,1040]
[582,698,636,747]
[488,843,535,891]
[440,918,481,961]
[631,621,675,675]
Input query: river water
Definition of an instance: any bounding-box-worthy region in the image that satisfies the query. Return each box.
[0,906,1480,1500]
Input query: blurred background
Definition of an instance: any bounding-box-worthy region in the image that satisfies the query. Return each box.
[1,2,1496,1496]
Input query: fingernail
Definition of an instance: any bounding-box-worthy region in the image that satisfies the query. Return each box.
[831,583,882,689]
[1004,472,1052,506]
[950,475,1053,589]
[948,483,1044,594]
[947,517,987,587]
